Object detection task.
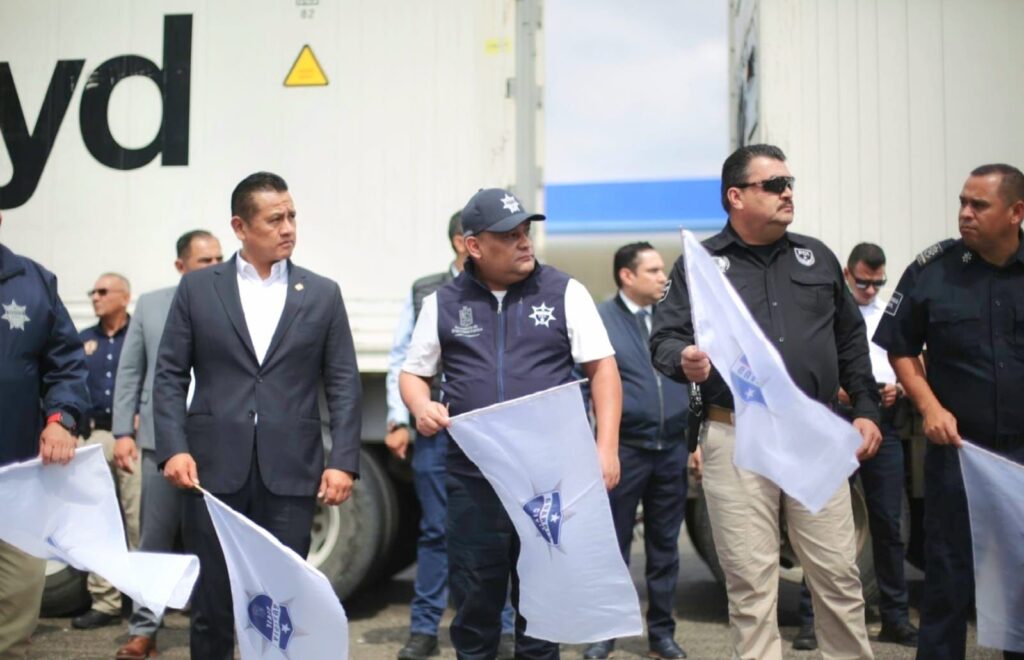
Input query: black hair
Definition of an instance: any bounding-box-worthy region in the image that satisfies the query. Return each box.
[846,242,886,271]
[720,144,788,212]
[448,211,463,243]
[176,230,215,259]
[970,163,1024,205]
[230,172,289,220]
[613,241,656,288]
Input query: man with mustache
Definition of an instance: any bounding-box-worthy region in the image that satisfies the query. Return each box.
[874,164,1024,660]
[651,144,880,660]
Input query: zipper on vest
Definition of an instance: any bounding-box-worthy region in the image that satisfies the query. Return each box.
[496,299,506,402]
[655,370,665,448]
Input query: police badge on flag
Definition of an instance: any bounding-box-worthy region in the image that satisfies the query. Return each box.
[448,382,642,643]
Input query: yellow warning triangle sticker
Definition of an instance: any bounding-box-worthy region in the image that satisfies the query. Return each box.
[284,45,328,87]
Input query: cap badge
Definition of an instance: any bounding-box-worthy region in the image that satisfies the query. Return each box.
[500,193,521,214]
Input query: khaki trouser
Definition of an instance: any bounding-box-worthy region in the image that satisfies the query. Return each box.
[702,419,873,660]
[0,539,45,659]
[78,429,141,614]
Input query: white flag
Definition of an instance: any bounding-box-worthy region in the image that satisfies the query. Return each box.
[448,381,642,644]
[682,230,861,512]
[960,441,1024,653]
[204,491,348,659]
[0,444,198,614]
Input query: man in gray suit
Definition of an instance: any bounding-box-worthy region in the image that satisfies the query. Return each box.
[110,229,222,660]
[154,172,362,660]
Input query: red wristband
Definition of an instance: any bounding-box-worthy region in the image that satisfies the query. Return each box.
[46,412,63,426]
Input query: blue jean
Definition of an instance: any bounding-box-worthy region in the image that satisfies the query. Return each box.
[799,420,910,628]
[411,431,513,637]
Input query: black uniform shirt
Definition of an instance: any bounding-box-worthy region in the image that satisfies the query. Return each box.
[873,237,1024,447]
[651,222,880,423]
[79,318,130,430]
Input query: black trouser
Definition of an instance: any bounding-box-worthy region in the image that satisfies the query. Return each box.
[799,419,910,627]
[182,451,316,660]
[916,442,1024,660]
[608,442,688,642]
[446,471,558,660]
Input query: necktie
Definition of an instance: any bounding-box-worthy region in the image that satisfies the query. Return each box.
[636,309,650,345]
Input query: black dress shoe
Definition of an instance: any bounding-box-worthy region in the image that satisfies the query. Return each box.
[583,639,615,659]
[71,609,119,630]
[497,633,515,660]
[397,633,439,660]
[879,621,919,647]
[792,624,817,651]
[648,637,687,659]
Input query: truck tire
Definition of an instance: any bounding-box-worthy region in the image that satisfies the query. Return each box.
[40,560,89,617]
[309,448,387,600]
[686,479,900,606]
[362,449,401,586]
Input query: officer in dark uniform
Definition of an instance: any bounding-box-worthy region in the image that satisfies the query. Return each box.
[874,163,1024,660]
[651,144,881,659]
[72,272,137,630]
[0,210,89,657]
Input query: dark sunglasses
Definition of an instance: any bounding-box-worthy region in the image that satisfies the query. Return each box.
[735,176,796,195]
[852,277,887,290]
[87,288,119,297]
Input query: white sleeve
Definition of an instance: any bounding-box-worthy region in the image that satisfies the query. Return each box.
[402,293,441,377]
[564,278,615,364]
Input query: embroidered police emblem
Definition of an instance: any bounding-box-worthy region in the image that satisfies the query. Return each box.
[451,305,483,338]
[529,302,556,327]
[713,256,730,273]
[884,292,904,316]
[962,251,973,264]
[916,242,945,266]
[500,193,521,214]
[1,299,29,331]
[729,354,767,406]
[83,339,98,356]
[523,490,563,546]
[793,248,815,267]
[659,278,673,302]
[247,594,295,651]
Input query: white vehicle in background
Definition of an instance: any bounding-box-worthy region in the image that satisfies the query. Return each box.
[0,0,543,613]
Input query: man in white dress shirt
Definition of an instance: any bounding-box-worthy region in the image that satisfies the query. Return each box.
[793,242,918,650]
[154,172,362,659]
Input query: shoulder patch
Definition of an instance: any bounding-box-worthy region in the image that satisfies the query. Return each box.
[915,239,956,267]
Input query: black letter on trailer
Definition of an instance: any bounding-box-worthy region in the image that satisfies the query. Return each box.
[79,14,192,170]
[0,61,85,210]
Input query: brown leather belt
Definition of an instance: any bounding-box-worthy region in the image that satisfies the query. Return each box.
[707,404,735,426]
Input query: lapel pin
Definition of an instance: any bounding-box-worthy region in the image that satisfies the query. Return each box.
[295,283,304,291]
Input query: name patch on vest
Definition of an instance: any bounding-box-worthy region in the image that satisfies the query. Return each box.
[451,305,484,338]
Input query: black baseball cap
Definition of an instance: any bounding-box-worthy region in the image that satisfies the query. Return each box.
[461,188,546,237]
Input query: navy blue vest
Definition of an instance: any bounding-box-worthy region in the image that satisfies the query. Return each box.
[437,261,574,475]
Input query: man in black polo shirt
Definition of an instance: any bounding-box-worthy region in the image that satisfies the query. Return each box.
[874,163,1024,660]
[651,144,881,659]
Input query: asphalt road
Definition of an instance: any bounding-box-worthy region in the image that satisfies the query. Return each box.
[27,534,999,659]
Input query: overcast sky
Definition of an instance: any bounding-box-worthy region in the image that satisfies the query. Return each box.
[545,0,729,184]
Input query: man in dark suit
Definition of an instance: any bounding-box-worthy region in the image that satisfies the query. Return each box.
[584,242,690,660]
[154,172,362,660]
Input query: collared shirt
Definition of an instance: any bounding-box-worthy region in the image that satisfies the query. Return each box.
[79,318,130,428]
[236,252,288,365]
[618,291,653,334]
[651,222,880,422]
[874,237,1024,446]
[860,296,897,384]
[385,264,460,425]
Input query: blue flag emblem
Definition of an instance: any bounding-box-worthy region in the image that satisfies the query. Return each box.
[248,594,294,650]
[523,491,563,546]
[730,354,767,406]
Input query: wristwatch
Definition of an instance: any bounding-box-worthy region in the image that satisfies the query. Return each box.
[46,411,77,434]
[387,420,408,433]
